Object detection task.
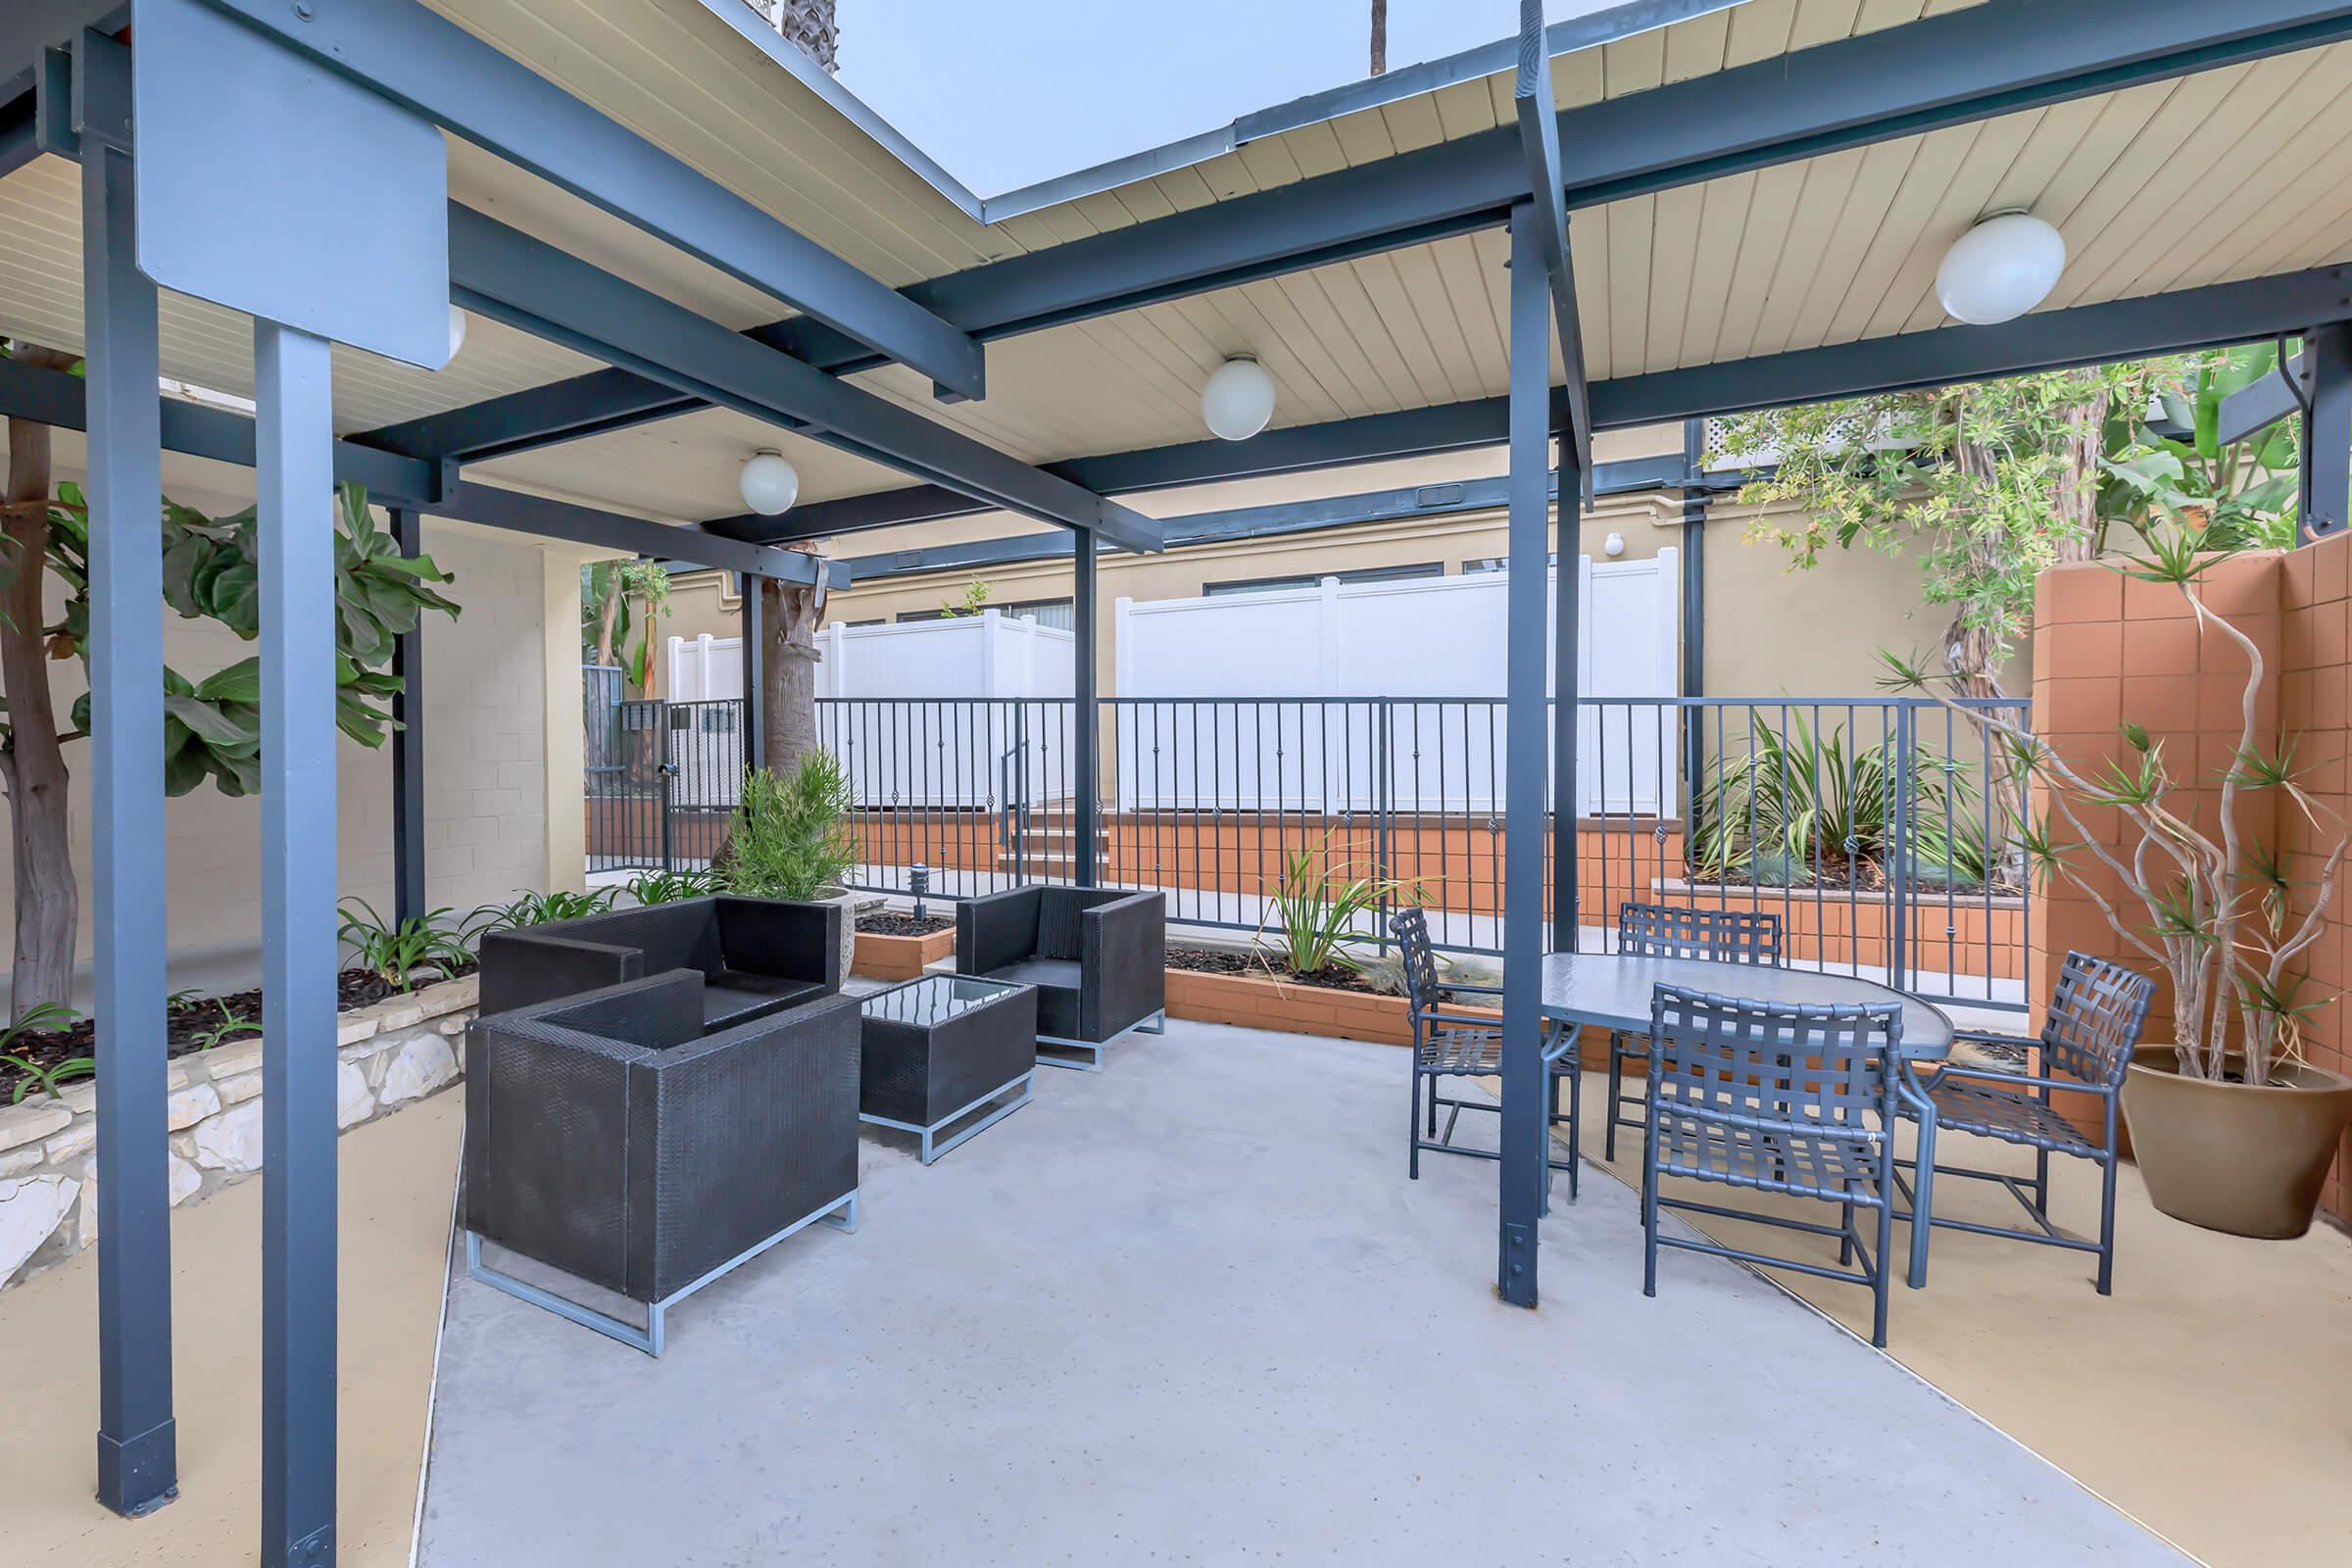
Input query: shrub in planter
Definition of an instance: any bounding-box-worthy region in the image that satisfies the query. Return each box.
[1888,519,2352,1239]
[721,752,860,976]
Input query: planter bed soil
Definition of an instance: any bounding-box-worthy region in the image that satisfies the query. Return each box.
[857,913,953,937]
[1163,945,1390,996]
[0,962,475,1102]
[1682,865,2023,899]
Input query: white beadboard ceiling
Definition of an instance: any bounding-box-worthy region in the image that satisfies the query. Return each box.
[9,0,2350,532]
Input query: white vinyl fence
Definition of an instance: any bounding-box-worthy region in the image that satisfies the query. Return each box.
[669,612,1076,809]
[1110,554,1679,815]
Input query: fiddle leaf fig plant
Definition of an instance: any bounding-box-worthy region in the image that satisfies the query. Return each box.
[1,349,462,1020]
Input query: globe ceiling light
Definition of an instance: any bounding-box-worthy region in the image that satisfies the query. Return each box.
[1934,211,2066,326]
[446,303,469,361]
[739,449,801,516]
[1200,355,1277,442]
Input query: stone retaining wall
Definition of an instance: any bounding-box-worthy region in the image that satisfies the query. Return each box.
[0,975,475,1290]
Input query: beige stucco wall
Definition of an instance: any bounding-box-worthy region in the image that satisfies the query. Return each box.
[1701,497,2032,700]
[0,436,600,1007]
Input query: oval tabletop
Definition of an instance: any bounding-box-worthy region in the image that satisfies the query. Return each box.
[1536,953,1954,1060]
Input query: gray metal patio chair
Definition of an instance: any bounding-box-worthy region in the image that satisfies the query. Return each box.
[1895,950,2153,1295]
[1604,903,1783,1160]
[1642,984,1902,1348]
[1391,908,1577,1200]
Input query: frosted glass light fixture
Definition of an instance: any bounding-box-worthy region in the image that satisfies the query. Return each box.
[1935,212,2066,325]
[739,449,800,515]
[1200,355,1277,441]
[446,304,469,361]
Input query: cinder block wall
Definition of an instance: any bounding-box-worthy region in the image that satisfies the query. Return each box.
[2031,547,2350,1221]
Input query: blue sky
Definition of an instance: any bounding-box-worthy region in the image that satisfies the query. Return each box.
[834,1,1629,196]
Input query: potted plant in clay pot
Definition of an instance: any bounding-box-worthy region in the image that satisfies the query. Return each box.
[719,750,862,979]
[1888,520,2352,1240]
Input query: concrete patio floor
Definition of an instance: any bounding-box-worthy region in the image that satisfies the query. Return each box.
[416,1018,2185,1565]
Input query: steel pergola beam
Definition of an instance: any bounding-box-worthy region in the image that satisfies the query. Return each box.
[831,458,1690,582]
[1513,0,1592,489]
[356,0,2352,468]
[185,0,986,400]
[445,203,1161,554]
[2218,350,2307,444]
[740,265,2352,543]
[0,354,830,580]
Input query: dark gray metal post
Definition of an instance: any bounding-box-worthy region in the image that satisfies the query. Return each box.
[389,507,426,925]
[1498,202,1549,1307]
[740,570,766,774]
[256,320,339,1568]
[1549,457,1581,955]
[1073,528,1100,886]
[1680,420,1708,839]
[2302,321,2352,540]
[81,84,178,1518]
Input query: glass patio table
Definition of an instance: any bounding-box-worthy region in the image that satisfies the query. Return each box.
[1536,954,1956,1060]
[1535,952,1955,1285]
[858,974,1040,1164]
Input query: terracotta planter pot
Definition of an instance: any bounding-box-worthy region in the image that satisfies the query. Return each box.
[2121,1047,2352,1240]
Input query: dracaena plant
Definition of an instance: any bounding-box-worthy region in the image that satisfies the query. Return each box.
[1883,514,2348,1087]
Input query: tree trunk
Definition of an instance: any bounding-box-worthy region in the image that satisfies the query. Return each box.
[761,567,823,777]
[2051,390,2109,564]
[591,567,622,668]
[2,363,82,1021]
[1370,0,1387,75]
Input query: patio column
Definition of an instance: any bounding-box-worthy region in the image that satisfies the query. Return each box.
[741,570,766,772]
[2303,321,2352,540]
[1073,526,1100,886]
[1498,201,1550,1306]
[256,321,340,1568]
[80,55,179,1515]
[1550,452,1581,955]
[390,506,427,924]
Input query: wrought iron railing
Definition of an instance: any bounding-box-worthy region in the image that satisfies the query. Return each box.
[583,694,2030,1009]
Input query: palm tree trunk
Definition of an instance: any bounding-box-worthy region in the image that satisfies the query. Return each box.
[761,546,827,775]
[1370,0,1388,75]
[2,363,81,1020]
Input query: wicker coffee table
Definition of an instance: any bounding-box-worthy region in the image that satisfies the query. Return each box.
[858,974,1039,1163]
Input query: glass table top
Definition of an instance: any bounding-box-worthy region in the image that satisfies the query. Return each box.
[860,974,1024,1029]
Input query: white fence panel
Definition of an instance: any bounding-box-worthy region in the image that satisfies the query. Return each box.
[806,612,1076,809]
[666,632,744,702]
[1112,554,1678,816]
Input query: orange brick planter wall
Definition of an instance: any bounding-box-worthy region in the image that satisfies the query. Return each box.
[2033,549,2349,1220]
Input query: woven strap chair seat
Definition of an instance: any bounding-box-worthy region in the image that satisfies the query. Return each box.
[1912,1074,2098,1155]
[1418,1026,1504,1073]
[1655,1109,1886,1201]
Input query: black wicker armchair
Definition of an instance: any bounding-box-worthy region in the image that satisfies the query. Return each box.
[1895,950,2153,1295]
[462,969,861,1354]
[955,886,1165,1069]
[478,894,842,1025]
